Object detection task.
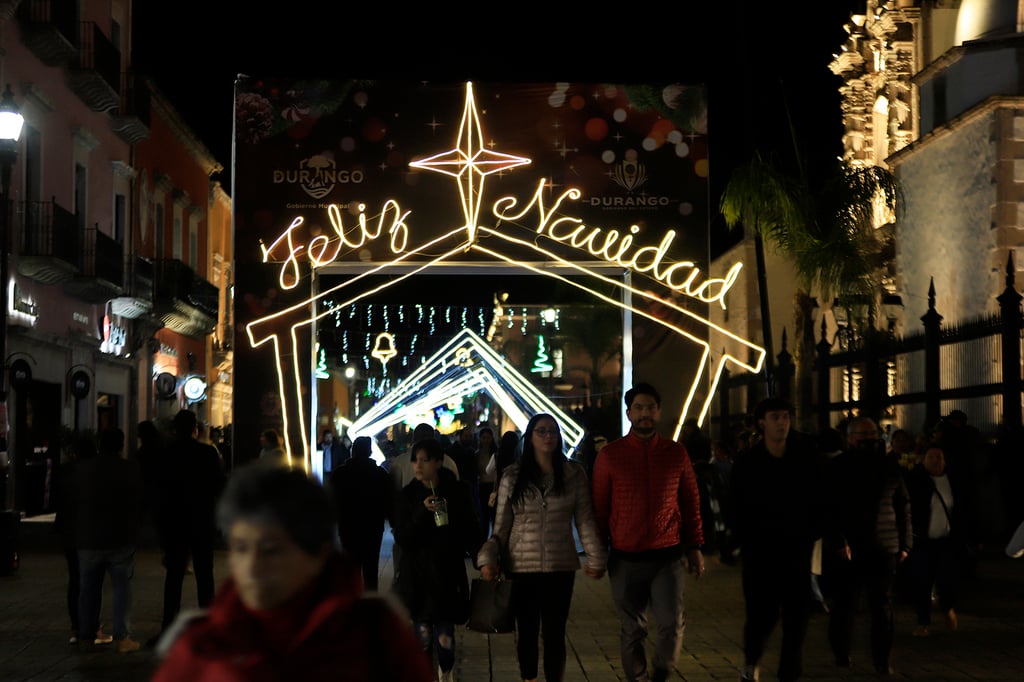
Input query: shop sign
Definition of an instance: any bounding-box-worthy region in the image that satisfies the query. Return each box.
[182,375,207,403]
[155,372,177,400]
[9,359,31,389]
[70,370,91,400]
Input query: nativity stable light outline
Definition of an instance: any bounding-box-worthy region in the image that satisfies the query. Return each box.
[246,81,766,468]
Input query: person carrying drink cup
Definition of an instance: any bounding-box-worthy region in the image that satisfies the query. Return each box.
[392,437,482,682]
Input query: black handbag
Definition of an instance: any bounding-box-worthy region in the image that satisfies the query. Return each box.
[465,576,514,633]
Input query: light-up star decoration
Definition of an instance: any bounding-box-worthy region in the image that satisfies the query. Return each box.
[246,80,767,472]
[409,83,530,244]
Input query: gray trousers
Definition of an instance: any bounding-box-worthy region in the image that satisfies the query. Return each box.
[608,554,687,682]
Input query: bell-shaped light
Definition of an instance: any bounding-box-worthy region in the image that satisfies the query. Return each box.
[0,85,24,143]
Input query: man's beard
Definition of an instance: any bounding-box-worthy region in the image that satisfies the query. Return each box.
[633,421,656,436]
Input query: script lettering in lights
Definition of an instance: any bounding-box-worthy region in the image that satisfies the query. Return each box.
[247,80,765,469]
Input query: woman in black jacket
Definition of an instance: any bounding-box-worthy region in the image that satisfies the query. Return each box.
[392,438,481,682]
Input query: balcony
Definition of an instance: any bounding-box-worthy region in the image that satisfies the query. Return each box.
[17,198,79,284]
[16,0,77,68]
[63,226,124,303]
[109,72,151,144]
[67,21,120,112]
[110,256,154,319]
[152,259,218,339]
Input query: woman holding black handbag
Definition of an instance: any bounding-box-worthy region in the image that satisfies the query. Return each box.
[477,414,607,682]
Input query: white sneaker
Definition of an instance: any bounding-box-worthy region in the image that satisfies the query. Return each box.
[437,665,454,682]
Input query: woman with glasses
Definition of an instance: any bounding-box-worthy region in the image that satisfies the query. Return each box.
[477,413,607,682]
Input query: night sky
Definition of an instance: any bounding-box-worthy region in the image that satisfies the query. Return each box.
[131,2,863,256]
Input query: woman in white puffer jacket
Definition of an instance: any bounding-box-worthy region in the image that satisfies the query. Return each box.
[477,413,608,682]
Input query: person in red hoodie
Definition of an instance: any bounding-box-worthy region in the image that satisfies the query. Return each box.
[152,462,433,682]
[592,382,705,682]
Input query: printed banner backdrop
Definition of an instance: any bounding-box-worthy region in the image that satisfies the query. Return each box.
[233,78,735,465]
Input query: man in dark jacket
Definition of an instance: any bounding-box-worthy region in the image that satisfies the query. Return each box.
[73,428,145,652]
[824,416,912,676]
[592,382,704,682]
[732,397,825,682]
[328,435,393,590]
[157,409,227,633]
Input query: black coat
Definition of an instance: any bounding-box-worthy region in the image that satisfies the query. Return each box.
[825,443,912,556]
[392,468,480,624]
[329,457,393,551]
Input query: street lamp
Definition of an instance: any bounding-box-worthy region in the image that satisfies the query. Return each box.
[882,293,903,334]
[0,84,24,407]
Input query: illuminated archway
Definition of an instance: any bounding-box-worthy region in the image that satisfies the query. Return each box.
[244,82,766,470]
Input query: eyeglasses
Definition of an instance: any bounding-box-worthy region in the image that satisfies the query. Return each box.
[533,427,559,437]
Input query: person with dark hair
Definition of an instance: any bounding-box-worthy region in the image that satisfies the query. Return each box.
[906,444,975,636]
[318,428,348,473]
[136,421,165,547]
[73,428,145,653]
[54,435,113,645]
[328,435,393,590]
[731,397,825,681]
[156,410,227,638]
[824,415,912,676]
[592,382,704,682]
[478,413,607,682]
[152,465,433,681]
[392,438,480,682]
[258,428,287,466]
[389,423,460,491]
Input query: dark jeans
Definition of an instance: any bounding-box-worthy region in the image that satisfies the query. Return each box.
[414,620,455,673]
[826,550,899,672]
[510,571,575,681]
[78,546,135,641]
[910,536,962,625]
[343,531,385,591]
[162,535,216,629]
[741,547,812,681]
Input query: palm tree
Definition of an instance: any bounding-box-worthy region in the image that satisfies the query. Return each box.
[719,153,900,429]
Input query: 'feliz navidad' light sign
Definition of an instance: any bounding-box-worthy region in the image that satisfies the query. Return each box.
[247,82,766,467]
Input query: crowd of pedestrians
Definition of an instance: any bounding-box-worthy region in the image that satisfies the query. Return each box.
[45,389,1022,682]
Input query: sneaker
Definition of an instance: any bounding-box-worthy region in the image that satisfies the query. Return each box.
[740,663,760,681]
[945,608,958,631]
[94,626,113,645]
[116,637,141,654]
[912,625,929,637]
[68,635,78,645]
[437,665,454,682]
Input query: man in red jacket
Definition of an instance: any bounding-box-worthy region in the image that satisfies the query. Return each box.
[592,382,705,682]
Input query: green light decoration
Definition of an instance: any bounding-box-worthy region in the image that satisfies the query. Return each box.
[315,344,330,379]
[531,335,554,374]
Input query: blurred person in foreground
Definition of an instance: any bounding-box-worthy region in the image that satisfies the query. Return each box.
[592,382,704,682]
[152,464,432,682]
